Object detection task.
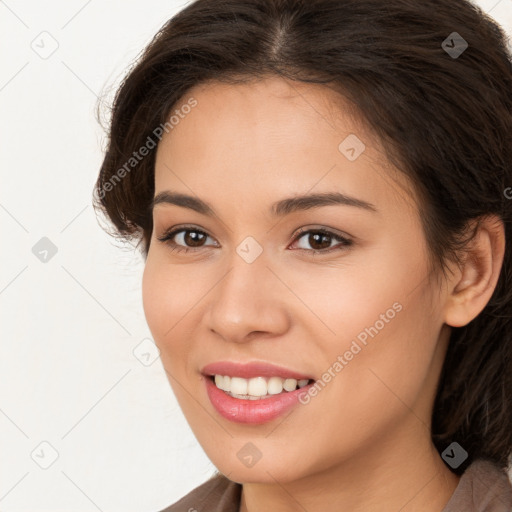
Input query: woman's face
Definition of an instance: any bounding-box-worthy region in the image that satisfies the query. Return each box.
[143,76,452,483]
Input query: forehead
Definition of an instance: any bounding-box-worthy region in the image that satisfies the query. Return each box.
[169,75,371,150]
[154,76,417,214]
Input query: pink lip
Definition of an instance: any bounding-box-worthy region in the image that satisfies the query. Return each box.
[204,376,314,424]
[201,361,316,424]
[201,361,314,381]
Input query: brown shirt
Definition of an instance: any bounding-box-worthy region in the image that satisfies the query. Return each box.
[159,459,512,512]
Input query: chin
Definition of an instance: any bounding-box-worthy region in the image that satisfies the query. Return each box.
[206,446,311,485]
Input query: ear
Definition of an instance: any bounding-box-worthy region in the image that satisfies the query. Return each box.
[443,215,505,328]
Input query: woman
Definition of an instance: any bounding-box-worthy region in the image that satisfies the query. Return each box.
[94,0,512,510]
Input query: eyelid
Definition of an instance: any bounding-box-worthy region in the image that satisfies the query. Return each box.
[156,224,217,246]
[291,225,353,242]
[156,224,353,254]
[289,226,353,253]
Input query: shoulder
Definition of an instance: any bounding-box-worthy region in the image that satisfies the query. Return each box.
[442,458,512,512]
[157,472,242,512]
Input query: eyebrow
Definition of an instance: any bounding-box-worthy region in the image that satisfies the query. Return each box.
[150,190,377,216]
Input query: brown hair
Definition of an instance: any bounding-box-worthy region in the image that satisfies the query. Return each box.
[94,0,512,473]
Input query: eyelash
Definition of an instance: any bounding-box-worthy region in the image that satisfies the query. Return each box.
[156,225,353,255]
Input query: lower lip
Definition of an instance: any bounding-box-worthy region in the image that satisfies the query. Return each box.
[204,376,314,424]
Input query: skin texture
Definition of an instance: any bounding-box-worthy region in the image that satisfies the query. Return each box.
[142,76,505,512]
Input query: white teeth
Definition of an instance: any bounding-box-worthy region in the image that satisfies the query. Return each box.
[230,377,248,395]
[214,375,231,391]
[283,378,297,391]
[267,376,284,395]
[247,377,267,397]
[212,375,312,398]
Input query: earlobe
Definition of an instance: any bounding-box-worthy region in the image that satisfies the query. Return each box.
[444,215,505,328]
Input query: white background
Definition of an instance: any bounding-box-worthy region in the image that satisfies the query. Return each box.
[1,1,511,510]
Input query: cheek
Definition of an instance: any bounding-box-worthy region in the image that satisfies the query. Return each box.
[142,253,219,378]
[142,258,166,338]
[334,280,439,425]
[141,256,191,349]
[281,252,411,347]
[308,250,436,404]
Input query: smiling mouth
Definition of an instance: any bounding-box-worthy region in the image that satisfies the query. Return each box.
[210,374,314,400]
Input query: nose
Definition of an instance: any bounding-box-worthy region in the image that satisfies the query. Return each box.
[205,249,291,344]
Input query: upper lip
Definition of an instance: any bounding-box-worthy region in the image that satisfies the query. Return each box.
[201,361,315,381]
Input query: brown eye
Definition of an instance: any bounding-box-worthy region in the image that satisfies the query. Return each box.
[181,230,207,247]
[157,227,216,253]
[291,228,353,254]
[303,232,333,251]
